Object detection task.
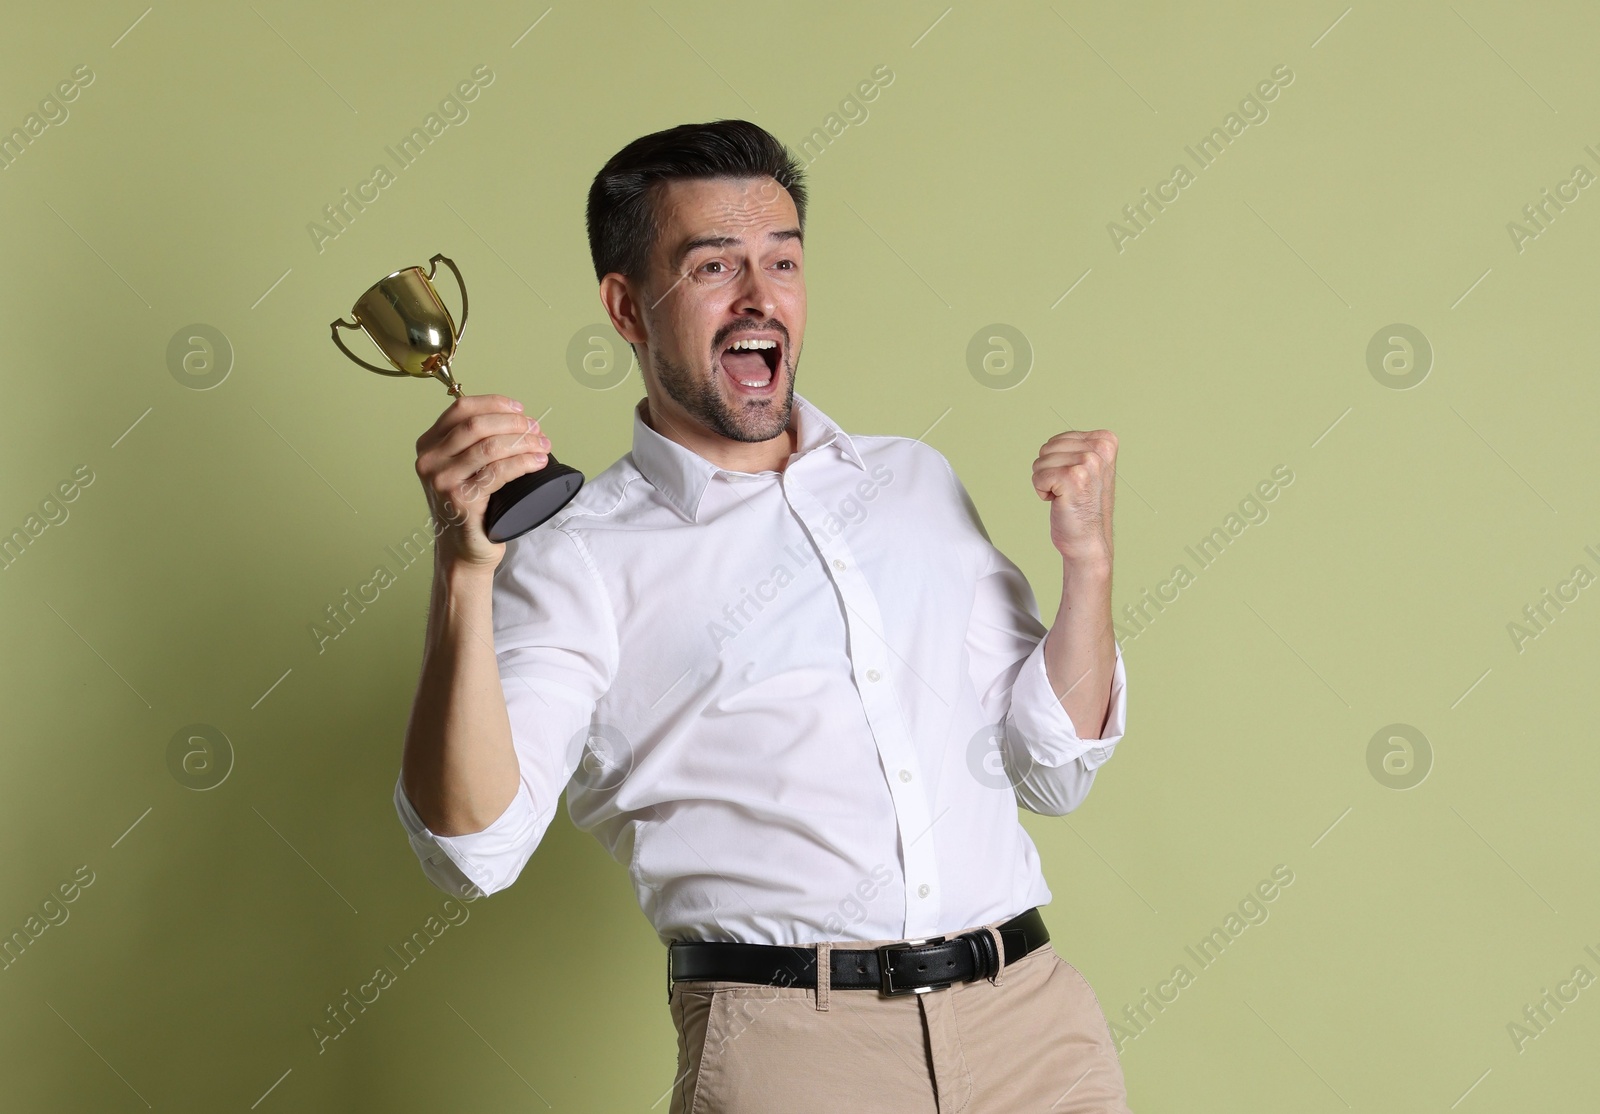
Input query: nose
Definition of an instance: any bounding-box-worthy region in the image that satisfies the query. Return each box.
[731,261,777,318]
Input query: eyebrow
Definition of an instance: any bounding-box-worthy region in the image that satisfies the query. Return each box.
[674,227,803,266]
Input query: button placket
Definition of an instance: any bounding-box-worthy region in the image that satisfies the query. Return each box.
[782,471,942,935]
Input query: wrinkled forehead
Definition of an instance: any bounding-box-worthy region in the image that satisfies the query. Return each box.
[652,176,798,252]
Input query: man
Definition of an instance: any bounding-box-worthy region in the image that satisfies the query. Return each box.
[394,119,1132,1111]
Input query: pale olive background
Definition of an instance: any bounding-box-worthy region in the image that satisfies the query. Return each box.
[2,1,1597,1110]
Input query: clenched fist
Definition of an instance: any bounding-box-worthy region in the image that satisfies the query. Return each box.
[1032,429,1117,569]
[414,394,551,572]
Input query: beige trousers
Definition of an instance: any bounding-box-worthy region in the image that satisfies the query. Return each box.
[666,920,1133,1113]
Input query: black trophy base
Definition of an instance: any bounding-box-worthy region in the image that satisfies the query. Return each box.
[483,455,585,543]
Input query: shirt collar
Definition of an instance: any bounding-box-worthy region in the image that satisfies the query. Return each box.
[631,391,866,523]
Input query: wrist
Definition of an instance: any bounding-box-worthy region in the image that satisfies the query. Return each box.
[1060,551,1113,583]
[435,553,498,594]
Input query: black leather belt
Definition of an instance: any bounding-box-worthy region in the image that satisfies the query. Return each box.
[668,907,1049,997]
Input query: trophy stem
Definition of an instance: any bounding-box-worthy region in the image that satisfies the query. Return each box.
[432,360,463,397]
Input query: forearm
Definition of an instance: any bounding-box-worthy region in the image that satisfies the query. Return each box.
[400,562,520,835]
[1042,559,1116,739]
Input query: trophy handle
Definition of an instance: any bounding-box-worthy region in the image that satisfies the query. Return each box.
[330,318,409,377]
[427,253,469,344]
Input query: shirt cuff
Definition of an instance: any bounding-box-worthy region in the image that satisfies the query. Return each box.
[1006,635,1127,771]
[391,772,543,898]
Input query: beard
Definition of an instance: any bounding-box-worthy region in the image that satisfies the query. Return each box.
[650,341,796,444]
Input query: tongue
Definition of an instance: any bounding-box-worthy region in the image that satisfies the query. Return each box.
[722,350,770,382]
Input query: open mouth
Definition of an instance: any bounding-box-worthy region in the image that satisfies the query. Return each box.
[718,336,782,391]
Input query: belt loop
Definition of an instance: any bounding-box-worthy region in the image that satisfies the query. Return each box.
[983,926,1005,987]
[815,942,831,1011]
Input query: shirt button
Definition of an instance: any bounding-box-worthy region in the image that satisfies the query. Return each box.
[898,769,912,782]
[917,884,930,898]
[866,669,881,682]
[832,558,845,571]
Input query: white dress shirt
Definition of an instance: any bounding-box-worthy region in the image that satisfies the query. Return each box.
[394,391,1127,946]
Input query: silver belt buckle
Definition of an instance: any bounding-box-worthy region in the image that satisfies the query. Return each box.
[877,935,950,996]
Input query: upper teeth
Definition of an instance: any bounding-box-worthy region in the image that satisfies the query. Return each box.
[728,339,777,350]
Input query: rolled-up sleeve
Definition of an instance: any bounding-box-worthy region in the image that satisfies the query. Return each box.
[1002,634,1127,813]
[393,519,617,898]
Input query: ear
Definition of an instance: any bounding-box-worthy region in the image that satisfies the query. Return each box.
[599,272,648,347]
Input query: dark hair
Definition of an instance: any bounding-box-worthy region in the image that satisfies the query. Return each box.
[585,119,808,285]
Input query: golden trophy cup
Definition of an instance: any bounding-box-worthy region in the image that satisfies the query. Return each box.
[330,253,584,542]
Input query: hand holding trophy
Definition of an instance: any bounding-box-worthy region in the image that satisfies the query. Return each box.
[330,254,584,543]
